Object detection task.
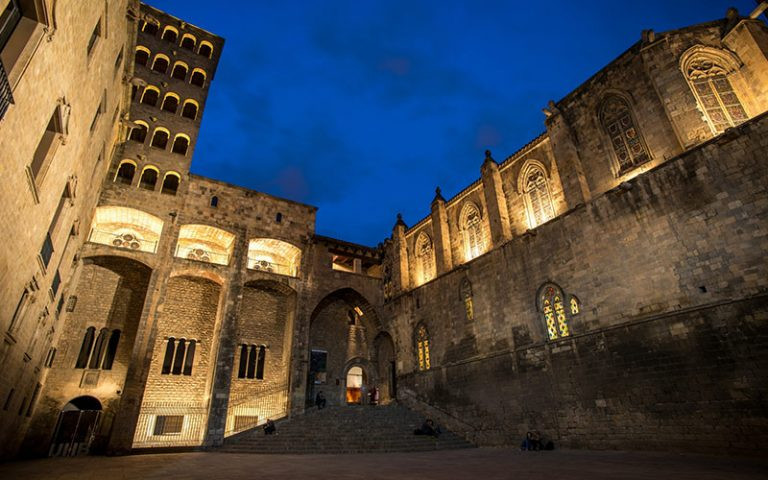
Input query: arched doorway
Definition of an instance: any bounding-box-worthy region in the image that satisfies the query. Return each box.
[345,366,365,404]
[307,288,382,408]
[49,396,102,457]
[374,332,396,403]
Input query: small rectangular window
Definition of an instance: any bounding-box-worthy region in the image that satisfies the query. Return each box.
[113,47,124,76]
[87,19,101,56]
[29,107,65,188]
[153,415,183,435]
[26,383,41,417]
[90,91,106,133]
[50,270,61,297]
[9,288,30,333]
[0,0,23,53]
[39,232,54,268]
[3,388,14,411]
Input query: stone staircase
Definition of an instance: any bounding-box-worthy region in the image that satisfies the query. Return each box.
[218,404,475,454]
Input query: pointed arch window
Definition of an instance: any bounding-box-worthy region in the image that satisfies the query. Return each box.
[520,163,555,229]
[682,49,748,133]
[599,95,650,173]
[460,203,485,261]
[537,283,572,341]
[415,232,435,285]
[415,324,431,371]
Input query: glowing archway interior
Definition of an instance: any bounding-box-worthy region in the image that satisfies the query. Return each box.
[176,224,235,266]
[89,206,164,253]
[247,238,301,277]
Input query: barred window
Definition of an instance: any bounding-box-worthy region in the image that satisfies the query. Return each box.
[153,415,183,435]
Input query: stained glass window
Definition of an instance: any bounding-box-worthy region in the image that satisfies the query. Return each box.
[687,58,747,133]
[539,283,570,341]
[600,96,650,173]
[416,325,431,371]
[461,203,486,261]
[460,278,474,321]
[521,165,555,229]
[416,232,435,284]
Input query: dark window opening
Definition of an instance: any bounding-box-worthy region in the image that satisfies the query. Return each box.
[154,415,183,435]
[143,22,159,36]
[181,102,197,120]
[101,330,120,370]
[161,29,177,43]
[237,344,248,378]
[198,43,212,58]
[162,338,195,376]
[141,88,159,106]
[139,169,158,191]
[256,346,266,380]
[210,196,218,208]
[171,64,187,80]
[116,162,136,184]
[190,71,205,87]
[161,174,179,195]
[39,232,54,268]
[171,136,189,155]
[151,130,168,149]
[0,0,23,53]
[275,212,282,223]
[180,36,195,50]
[134,48,150,67]
[75,327,95,368]
[129,124,147,143]
[161,95,178,113]
[51,270,61,297]
[88,328,108,369]
[87,19,101,56]
[44,347,57,368]
[161,338,175,374]
[31,107,64,185]
[152,57,168,74]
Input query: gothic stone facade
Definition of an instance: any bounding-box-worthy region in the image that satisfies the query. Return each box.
[0,1,767,460]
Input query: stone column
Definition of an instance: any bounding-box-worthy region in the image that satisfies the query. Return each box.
[203,232,247,447]
[544,102,591,207]
[480,150,512,246]
[391,214,409,293]
[430,187,453,275]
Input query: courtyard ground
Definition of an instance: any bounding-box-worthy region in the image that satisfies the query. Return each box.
[1,448,767,480]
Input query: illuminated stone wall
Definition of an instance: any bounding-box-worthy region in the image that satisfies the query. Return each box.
[388,113,768,454]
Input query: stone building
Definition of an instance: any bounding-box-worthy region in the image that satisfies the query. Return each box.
[0,1,766,460]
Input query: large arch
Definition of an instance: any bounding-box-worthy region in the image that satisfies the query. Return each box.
[225,280,297,436]
[307,288,385,408]
[88,206,164,254]
[49,396,102,457]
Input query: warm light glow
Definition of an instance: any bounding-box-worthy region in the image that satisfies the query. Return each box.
[247,238,301,276]
[176,224,235,266]
[88,206,164,253]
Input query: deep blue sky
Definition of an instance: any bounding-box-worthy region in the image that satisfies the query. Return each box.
[148,1,760,246]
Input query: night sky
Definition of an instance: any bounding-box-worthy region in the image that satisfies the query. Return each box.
[148,1,759,246]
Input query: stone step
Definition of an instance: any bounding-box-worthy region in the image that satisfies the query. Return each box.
[219,404,475,454]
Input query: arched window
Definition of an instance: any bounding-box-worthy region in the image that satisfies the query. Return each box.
[161,93,179,113]
[190,68,206,87]
[142,21,159,36]
[161,26,178,43]
[162,338,196,376]
[520,162,555,229]
[180,33,196,50]
[139,166,158,191]
[415,232,435,285]
[140,86,160,106]
[134,46,150,67]
[210,195,219,208]
[537,283,570,341]
[150,128,169,149]
[681,46,748,133]
[161,172,180,195]
[460,278,473,321]
[161,337,175,374]
[172,135,189,155]
[599,95,650,173]
[256,345,266,380]
[460,203,486,261]
[181,100,198,120]
[114,160,136,185]
[198,41,213,58]
[151,54,169,74]
[415,324,431,371]
[75,327,95,368]
[171,61,188,81]
[88,328,108,369]
[129,121,148,143]
[101,330,121,370]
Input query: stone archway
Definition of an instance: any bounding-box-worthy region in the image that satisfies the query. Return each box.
[49,396,102,457]
[307,288,383,408]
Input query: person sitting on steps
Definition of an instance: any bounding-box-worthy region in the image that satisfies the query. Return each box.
[263,419,276,435]
[413,418,441,437]
[315,391,326,410]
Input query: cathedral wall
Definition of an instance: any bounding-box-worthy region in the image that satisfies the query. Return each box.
[387,113,768,453]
